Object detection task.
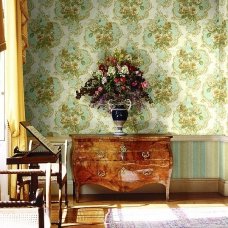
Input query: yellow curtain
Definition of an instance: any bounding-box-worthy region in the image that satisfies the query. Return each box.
[17,0,28,63]
[5,0,28,198]
[0,0,6,51]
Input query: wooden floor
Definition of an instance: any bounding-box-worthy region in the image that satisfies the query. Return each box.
[51,193,228,227]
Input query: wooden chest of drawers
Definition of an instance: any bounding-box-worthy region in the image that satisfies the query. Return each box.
[70,134,173,201]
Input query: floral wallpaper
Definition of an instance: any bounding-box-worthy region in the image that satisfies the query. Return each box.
[24,0,228,137]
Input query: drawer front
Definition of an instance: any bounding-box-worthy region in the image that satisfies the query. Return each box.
[74,161,120,183]
[123,141,170,160]
[74,141,121,161]
[74,140,171,161]
[120,162,170,183]
[74,161,170,186]
[74,161,122,192]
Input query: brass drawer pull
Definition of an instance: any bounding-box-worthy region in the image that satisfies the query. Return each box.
[161,161,167,166]
[120,144,127,153]
[120,167,126,174]
[97,170,106,177]
[96,151,106,159]
[143,169,152,176]
[142,151,150,159]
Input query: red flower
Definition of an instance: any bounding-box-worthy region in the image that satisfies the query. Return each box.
[99,64,107,72]
[114,78,119,83]
[125,63,137,72]
[120,77,126,83]
[106,56,117,66]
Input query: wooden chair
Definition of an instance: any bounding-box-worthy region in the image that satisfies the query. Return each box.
[0,163,52,228]
[21,139,69,227]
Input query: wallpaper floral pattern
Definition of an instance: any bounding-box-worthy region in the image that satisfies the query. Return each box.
[24,0,228,136]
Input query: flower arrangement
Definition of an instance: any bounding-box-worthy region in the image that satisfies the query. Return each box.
[76,49,152,112]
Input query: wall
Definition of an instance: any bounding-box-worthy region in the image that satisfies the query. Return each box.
[23,0,228,136]
[171,136,228,179]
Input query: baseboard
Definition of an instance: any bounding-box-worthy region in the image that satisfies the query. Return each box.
[170,178,219,193]
[218,179,228,196]
[51,178,226,196]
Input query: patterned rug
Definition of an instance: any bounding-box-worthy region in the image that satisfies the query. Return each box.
[104,205,228,228]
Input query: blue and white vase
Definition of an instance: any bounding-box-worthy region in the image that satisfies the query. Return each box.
[108,99,131,135]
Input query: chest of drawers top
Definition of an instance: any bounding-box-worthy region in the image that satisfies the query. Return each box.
[70,134,172,141]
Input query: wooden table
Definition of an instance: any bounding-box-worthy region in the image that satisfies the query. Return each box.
[7,151,59,200]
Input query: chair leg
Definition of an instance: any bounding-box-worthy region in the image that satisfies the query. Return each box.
[58,187,62,227]
[22,183,30,201]
[65,181,68,207]
[16,174,25,200]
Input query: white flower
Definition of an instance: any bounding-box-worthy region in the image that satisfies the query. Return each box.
[121,65,129,74]
[107,66,116,75]
[96,70,103,77]
[102,77,107,84]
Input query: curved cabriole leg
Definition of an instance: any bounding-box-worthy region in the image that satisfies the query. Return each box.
[76,183,80,203]
[73,180,76,199]
[166,185,169,201]
[165,180,171,201]
[166,167,172,201]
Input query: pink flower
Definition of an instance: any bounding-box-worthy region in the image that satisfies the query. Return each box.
[141,81,148,88]
[136,71,143,76]
[98,87,103,92]
[131,81,137,86]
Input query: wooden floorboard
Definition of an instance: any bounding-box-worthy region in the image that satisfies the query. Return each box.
[51,193,228,227]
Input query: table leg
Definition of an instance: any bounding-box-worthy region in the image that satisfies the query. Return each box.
[29,164,39,200]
